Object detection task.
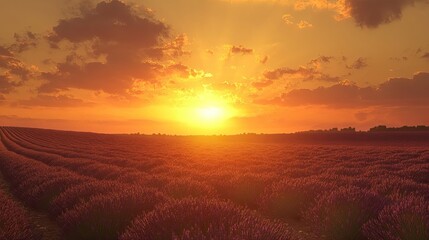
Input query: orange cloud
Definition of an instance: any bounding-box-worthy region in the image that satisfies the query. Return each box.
[282,14,295,25]
[263,66,340,82]
[15,94,93,108]
[258,72,429,107]
[297,20,313,29]
[282,14,313,29]
[252,79,273,90]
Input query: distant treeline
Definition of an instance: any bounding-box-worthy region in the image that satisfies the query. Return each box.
[302,127,357,133]
[369,125,429,132]
[297,125,429,134]
[129,125,429,136]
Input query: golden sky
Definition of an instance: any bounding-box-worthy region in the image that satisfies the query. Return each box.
[1,0,429,134]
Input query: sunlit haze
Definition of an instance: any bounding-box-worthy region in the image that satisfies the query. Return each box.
[0,0,428,134]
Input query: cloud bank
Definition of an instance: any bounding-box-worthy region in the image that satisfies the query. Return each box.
[259,72,429,107]
[40,0,193,95]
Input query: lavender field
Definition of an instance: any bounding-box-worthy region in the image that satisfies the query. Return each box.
[0,127,428,240]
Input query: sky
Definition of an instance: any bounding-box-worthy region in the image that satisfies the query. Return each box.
[0,0,429,134]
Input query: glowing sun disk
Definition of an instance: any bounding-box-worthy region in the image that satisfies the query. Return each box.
[197,106,225,121]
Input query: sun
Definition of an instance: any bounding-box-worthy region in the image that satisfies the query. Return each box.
[196,106,226,122]
[176,104,230,130]
[169,90,239,132]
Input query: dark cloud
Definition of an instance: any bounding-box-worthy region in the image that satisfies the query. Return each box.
[40,60,192,94]
[258,72,429,107]
[260,56,268,64]
[164,63,197,78]
[253,55,342,89]
[0,57,33,82]
[162,34,191,57]
[377,72,429,104]
[0,47,12,57]
[308,56,333,65]
[47,0,169,52]
[254,55,370,90]
[346,57,368,70]
[345,0,427,28]
[422,52,429,59]
[10,31,39,53]
[390,56,408,61]
[0,75,15,94]
[268,84,372,107]
[416,48,423,54]
[295,0,427,28]
[0,47,34,93]
[41,0,191,95]
[230,45,253,55]
[16,94,92,108]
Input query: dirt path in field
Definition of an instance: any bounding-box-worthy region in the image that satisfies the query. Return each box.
[0,170,63,240]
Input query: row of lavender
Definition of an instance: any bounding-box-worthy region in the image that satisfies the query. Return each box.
[0,128,294,240]
[1,126,429,239]
[0,187,41,239]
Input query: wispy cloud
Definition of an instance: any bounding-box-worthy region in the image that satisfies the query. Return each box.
[282,14,313,29]
[346,57,368,70]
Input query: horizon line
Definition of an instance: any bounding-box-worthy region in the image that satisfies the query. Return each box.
[2,125,429,137]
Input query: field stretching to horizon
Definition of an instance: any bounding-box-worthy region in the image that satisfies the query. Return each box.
[0,126,428,240]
